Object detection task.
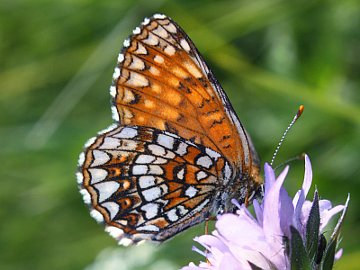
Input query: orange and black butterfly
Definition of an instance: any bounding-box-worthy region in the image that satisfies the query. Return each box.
[77,14,262,245]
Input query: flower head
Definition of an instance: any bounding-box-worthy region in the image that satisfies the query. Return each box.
[182,155,349,270]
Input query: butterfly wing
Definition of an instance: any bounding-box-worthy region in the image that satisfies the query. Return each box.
[110,14,260,177]
[78,125,230,243]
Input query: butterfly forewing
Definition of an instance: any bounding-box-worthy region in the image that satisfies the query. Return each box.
[79,125,229,243]
[111,14,256,175]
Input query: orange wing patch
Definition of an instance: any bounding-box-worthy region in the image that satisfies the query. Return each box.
[111,17,248,172]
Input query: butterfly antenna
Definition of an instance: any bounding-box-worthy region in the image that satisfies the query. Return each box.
[270,105,304,167]
[273,153,306,171]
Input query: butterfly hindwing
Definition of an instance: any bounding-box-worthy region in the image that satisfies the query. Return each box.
[78,125,230,243]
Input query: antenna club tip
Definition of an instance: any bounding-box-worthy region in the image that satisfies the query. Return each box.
[297,105,304,117]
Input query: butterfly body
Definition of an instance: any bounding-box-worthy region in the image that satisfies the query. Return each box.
[77,14,262,245]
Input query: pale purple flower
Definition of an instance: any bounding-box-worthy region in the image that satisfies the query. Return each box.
[182,155,347,270]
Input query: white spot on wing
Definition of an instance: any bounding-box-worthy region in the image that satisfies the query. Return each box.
[143,33,159,46]
[136,154,156,164]
[84,137,96,148]
[196,155,213,169]
[128,56,145,70]
[133,27,141,34]
[148,144,166,156]
[154,157,167,164]
[180,39,191,52]
[132,165,148,175]
[196,171,207,181]
[142,17,150,25]
[142,185,167,201]
[153,26,168,38]
[88,168,108,184]
[94,181,120,202]
[101,201,119,219]
[149,165,163,175]
[122,88,136,103]
[164,150,175,159]
[117,53,124,63]
[167,209,179,222]
[123,38,130,47]
[99,137,121,149]
[185,186,198,198]
[177,168,185,180]
[157,134,175,149]
[114,127,138,139]
[134,42,147,55]
[149,66,160,76]
[111,106,119,121]
[90,209,104,223]
[105,226,124,239]
[154,55,164,64]
[119,238,133,246]
[141,203,159,219]
[126,72,149,87]
[164,45,175,56]
[183,61,202,78]
[138,176,156,189]
[91,150,110,167]
[113,67,120,80]
[177,205,188,215]
[78,152,85,166]
[110,85,117,98]
[76,172,83,184]
[163,23,177,33]
[206,148,221,160]
[175,142,188,156]
[80,189,91,204]
[137,224,159,232]
[153,14,166,19]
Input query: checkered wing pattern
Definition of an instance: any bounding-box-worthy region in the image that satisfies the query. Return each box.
[78,125,229,244]
[77,14,262,245]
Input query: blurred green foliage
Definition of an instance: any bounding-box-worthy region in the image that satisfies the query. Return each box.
[0,0,359,269]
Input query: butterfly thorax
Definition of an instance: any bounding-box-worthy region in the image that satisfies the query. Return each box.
[210,162,263,215]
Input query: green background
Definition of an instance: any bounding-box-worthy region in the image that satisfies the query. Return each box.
[1,0,359,269]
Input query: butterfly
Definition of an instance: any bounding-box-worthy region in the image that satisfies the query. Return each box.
[77,14,262,245]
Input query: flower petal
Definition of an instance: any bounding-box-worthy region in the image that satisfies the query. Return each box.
[216,212,264,245]
[279,187,294,238]
[253,199,263,226]
[335,249,343,261]
[264,163,276,196]
[181,262,207,270]
[320,205,345,232]
[229,245,272,270]
[195,235,228,253]
[263,166,289,240]
[319,200,332,212]
[302,154,312,198]
[293,189,305,234]
[218,252,247,270]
